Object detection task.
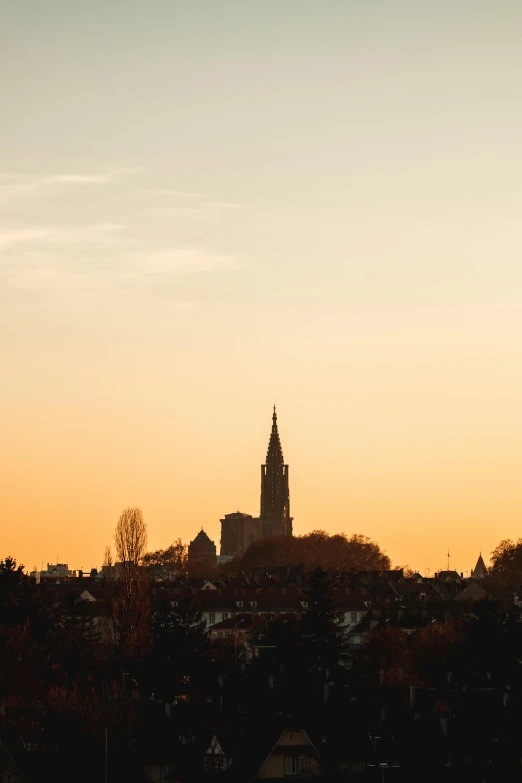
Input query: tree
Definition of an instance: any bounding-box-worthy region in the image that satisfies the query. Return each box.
[114,507,147,567]
[0,556,25,580]
[489,538,522,588]
[413,620,465,688]
[105,507,151,659]
[365,626,412,684]
[142,538,187,580]
[151,597,211,700]
[227,530,391,573]
[301,567,348,671]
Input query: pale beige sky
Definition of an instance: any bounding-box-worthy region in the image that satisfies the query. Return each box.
[2,1,522,574]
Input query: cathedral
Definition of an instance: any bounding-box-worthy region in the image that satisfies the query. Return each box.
[219,407,293,559]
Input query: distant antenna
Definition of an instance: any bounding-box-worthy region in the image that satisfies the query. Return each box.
[447,549,450,571]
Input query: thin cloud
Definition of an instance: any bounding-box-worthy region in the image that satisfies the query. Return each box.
[0,228,57,248]
[145,206,204,216]
[3,245,243,293]
[144,200,250,217]
[144,188,250,214]
[45,174,110,184]
[123,248,242,279]
[146,188,205,198]
[209,200,249,210]
[0,223,128,250]
[0,168,142,206]
[107,166,149,176]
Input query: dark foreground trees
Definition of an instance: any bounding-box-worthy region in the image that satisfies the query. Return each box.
[301,567,349,671]
[150,598,211,700]
[488,538,522,588]
[224,529,391,573]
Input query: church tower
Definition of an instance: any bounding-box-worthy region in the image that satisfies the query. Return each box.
[260,407,293,539]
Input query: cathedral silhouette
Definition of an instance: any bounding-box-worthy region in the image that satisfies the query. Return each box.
[219,407,293,559]
[187,407,293,567]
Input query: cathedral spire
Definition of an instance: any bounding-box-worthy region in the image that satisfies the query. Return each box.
[266,405,284,465]
[260,407,292,538]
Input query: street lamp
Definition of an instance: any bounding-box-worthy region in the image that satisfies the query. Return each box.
[367,761,400,782]
[372,735,381,764]
[378,762,401,782]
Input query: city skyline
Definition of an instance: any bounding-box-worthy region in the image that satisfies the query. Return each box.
[2,1,522,575]
[11,405,492,578]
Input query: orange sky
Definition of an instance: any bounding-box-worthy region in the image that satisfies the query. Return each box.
[2,2,522,576]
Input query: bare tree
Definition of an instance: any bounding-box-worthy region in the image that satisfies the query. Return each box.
[114,507,147,567]
[106,508,151,659]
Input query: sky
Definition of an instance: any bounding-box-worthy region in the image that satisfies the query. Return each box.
[2,0,522,576]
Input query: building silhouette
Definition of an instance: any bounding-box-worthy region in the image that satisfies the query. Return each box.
[220,407,293,559]
[188,529,217,571]
[471,552,488,579]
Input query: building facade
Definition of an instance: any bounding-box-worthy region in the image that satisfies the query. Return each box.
[219,407,293,558]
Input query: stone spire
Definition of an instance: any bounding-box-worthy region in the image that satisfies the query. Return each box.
[471,552,487,579]
[266,406,284,465]
[260,406,292,538]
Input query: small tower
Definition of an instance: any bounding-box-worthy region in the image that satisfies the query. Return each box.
[471,553,487,579]
[260,406,293,539]
[188,529,217,574]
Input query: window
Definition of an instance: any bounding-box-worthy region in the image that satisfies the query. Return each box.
[350,612,357,622]
[209,613,215,623]
[236,601,243,608]
[285,756,306,776]
[171,601,178,608]
[250,601,257,608]
[222,612,229,620]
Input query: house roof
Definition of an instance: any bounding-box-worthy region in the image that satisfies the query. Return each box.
[454,581,489,602]
[210,613,264,633]
[252,729,326,781]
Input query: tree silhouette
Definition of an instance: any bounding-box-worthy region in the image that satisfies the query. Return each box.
[301,567,348,671]
[142,538,187,580]
[151,597,211,700]
[104,508,151,660]
[227,530,390,573]
[489,538,522,588]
